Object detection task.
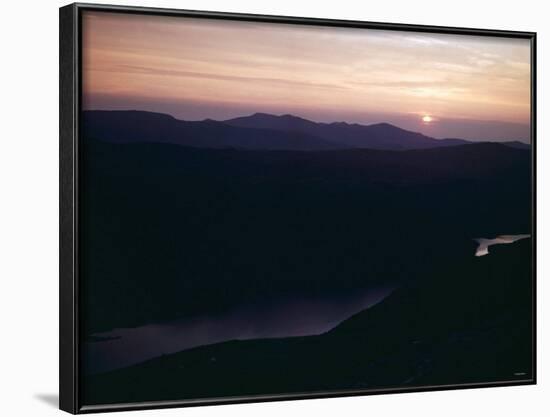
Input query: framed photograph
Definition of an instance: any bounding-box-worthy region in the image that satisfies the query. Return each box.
[59,3,536,413]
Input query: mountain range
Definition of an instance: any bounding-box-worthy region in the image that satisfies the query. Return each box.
[80,111,532,405]
[83,110,530,151]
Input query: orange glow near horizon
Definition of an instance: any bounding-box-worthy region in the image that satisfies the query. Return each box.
[81,11,531,135]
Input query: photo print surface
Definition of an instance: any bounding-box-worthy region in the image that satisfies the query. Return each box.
[79,10,534,405]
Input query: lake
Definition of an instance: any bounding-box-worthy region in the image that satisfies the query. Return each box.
[474,234,530,257]
[84,286,394,374]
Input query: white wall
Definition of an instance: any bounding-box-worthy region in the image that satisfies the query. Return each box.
[0,0,546,415]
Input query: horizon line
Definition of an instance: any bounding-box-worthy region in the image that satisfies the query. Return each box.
[82,108,531,144]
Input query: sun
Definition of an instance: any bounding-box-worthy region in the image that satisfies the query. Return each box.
[422,115,433,123]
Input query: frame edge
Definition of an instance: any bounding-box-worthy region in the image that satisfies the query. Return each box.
[72,2,535,37]
[62,3,537,413]
[60,3,79,414]
[531,32,537,386]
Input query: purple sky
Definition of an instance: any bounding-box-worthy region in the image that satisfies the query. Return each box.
[82,11,532,142]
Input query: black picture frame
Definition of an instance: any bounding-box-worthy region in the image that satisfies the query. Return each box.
[60,3,537,414]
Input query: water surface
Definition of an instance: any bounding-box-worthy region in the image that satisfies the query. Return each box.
[474,234,530,257]
[84,286,394,374]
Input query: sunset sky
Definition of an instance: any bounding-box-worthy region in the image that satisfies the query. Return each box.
[82,11,532,142]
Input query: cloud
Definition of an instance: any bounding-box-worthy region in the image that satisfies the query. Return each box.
[108,64,347,91]
[82,10,532,128]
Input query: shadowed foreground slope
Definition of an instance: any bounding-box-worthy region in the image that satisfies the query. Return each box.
[84,238,533,405]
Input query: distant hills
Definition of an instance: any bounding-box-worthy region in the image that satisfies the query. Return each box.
[83,110,530,151]
[226,112,471,150]
[83,111,341,151]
